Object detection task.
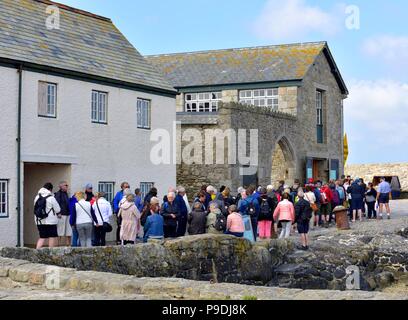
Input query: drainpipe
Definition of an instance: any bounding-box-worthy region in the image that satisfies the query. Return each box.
[16,64,23,247]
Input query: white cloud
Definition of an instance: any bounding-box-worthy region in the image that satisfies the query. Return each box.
[362,35,408,62]
[344,79,408,147]
[253,0,343,41]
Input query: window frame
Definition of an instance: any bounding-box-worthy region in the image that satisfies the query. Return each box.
[91,90,108,124]
[140,182,155,201]
[137,98,152,130]
[239,88,279,110]
[184,91,221,113]
[316,90,324,144]
[0,180,9,218]
[38,81,58,119]
[98,182,115,204]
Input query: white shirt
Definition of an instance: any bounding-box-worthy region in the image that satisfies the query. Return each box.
[34,188,61,225]
[304,192,316,204]
[75,199,93,225]
[93,198,113,225]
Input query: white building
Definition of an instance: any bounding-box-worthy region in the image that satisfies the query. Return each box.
[0,0,177,247]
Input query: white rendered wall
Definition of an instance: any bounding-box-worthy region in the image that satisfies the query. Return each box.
[0,66,176,247]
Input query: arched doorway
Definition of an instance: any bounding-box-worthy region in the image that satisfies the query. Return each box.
[271,137,296,185]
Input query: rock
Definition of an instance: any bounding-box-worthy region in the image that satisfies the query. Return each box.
[375,272,395,289]
[334,268,346,279]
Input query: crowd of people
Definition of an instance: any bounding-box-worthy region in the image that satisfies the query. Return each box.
[33,176,393,251]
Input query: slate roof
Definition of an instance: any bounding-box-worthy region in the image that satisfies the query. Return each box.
[0,0,176,94]
[146,42,348,94]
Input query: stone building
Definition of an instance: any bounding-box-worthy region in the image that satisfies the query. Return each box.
[147,42,348,195]
[0,0,176,247]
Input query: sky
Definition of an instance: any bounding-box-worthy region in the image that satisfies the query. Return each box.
[58,0,408,164]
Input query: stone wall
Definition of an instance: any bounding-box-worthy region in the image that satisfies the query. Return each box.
[345,163,408,191]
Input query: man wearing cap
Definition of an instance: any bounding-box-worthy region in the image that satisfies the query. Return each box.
[376,177,392,220]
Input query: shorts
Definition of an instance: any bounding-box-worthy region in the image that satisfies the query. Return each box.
[351,198,364,211]
[37,224,58,239]
[378,193,390,204]
[320,203,331,216]
[297,220,310,234]
[57,215,72,237]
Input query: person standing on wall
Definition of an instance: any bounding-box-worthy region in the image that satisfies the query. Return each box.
[113,182,130,245]
[347,178,365,223]
[273,193,295,239]
[238,186,260,241]
[54,181,71,247]
[376,177,393,220]
[34,183,61,249]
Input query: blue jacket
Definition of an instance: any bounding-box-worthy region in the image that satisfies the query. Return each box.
[160,201,181,226]
[68,196,78,226]
[347,182,365,200]
[313,189,322,205]
[175,194,188,218]
[135,195,144,212]
[144,213,164,242]
[113,190,124,214]
[239,195,260,219]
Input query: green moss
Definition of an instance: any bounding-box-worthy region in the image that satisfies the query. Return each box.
[242,295,258,300]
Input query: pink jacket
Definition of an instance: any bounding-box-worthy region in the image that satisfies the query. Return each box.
[227,212,245,233]
[273,200,295,223]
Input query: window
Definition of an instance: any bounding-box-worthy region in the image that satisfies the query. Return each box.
[140,182,155,200]
[38,82,57,118]
[98,182,115,203]
[137,99,151,129]
[185,92,221,113]
[239,88,279,110]
[316,90,324,144]
[0,180,8,218]
[91,91,108,124]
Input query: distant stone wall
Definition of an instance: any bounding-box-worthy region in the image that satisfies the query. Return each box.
[345,163,408,191]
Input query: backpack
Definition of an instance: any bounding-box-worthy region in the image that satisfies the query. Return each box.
[34,194,53,221]
[320,191,328,204]
[247,200,256,216]
[332,190,340,206]
[301,202,313,220]
[337,187,345,200]
[259,199,272,220]
[214,213,227,232]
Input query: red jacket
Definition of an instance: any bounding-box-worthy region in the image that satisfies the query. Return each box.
[321,186,333,203]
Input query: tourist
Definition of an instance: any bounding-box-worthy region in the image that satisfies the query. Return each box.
[238,186,260,241]
[258,187,275,239]
[360,179,367,217]
[143,197,164,242]
[235,187,245,204]
[329,183,341,223]
[194,191,208,213]
[161,192,180,238]
[365,183,378,219]
[290,179,301,203]
[118,193,141,245]
[188,202,207,235]
[295,190,313,250]
[69,194,80,247]
[34,183,62,249]
[320,183,333,227]
[377,177,393,220]
[336,180,347,207]
[92,192,113,246]
[54,181,71,247]
[70,191,97,248]
[273,193,295,239]
[206,202,224,234]
[347,178,365,223]
[305,185,318,230]
[225,205,245,238]
[277,180,285,196]
[218,187,235,212]
[134,188,144,213]
[176,187,189,237]
[113,182,130,245]
[84,183,95,203]
[144,187,158,206]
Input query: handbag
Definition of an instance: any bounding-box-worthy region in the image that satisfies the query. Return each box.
[96,200,113,233]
